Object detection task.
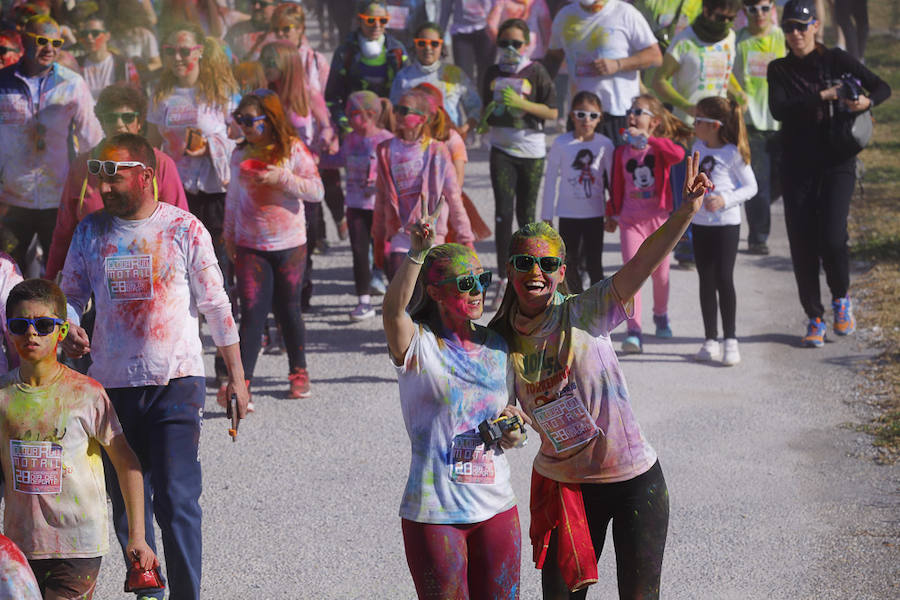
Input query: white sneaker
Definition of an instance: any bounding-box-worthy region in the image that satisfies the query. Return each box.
[694,339,721,361]
[722,338,740,366]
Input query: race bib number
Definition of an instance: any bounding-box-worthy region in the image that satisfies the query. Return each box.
[11,440,63,495]
[0,95,28,125]
[747,51,775,78]
[492,77,532,103]
[450,432,495,484]
[165,100,198,128]
[106,255,154,301]
[532,383,599,453]
[386,5,409,30]
[701,52,730,88]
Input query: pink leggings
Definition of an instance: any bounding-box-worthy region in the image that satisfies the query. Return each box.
[402,506,521,600]
[619,216,670,333]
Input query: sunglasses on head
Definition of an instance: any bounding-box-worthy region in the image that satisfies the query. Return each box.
[162,45,201,58]
[7,317,65,336]
[81,29,106,38]
[745,4,772,14]
[99,111,139,125]
[25,32,64,48]
[0,46,19,56]
[87,159,147,177]
[573,110,600,121]
[694,116,723,126]
[626,107,654,118]
[782,20,814,33]
[414,38,442,49]
[435,271,493,293]
[497,39,525,50]
[509,254,562,273]
[274,25,296,35]
[232,112,267,127]
[395,104,426,117]
[358,14,389,26]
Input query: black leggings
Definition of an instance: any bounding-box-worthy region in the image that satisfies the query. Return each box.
[235,245,307,379]
[782,159,855,320]
[321,168,346,228]
[347,207,373,296]
[692,224,740,340]
[489,148,544,271]
[542,461,669,600]
[834,0,869,61]
[558,217,605,293]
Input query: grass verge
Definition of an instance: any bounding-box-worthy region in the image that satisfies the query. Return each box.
[847,31,900,463]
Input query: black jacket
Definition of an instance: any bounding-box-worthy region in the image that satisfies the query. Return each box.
[767,44,890,168]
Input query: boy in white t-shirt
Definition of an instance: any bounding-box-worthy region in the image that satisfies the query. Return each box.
[0,279,158,599]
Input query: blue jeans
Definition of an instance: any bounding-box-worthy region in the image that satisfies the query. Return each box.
[103,376,204,600]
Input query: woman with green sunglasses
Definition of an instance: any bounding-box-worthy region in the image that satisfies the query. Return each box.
[489,153,713,599]
[382,199,530,599]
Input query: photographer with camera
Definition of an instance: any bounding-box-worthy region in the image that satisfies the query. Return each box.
[767,0,890,348]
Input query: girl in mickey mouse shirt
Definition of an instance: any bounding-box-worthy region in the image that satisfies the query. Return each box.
[608,94,690,354]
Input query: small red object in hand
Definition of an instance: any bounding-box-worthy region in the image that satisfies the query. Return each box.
[124,562,164,593]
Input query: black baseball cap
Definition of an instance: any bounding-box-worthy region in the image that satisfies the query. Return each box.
[782,0,817,23]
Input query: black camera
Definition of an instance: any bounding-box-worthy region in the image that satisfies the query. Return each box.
[478,415,527,450]
[837,73,863,101]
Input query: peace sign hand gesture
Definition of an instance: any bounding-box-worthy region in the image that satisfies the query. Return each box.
[407,193,445,255]
[676,151,714,219]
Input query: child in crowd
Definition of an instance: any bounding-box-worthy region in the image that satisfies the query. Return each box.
[541,91,614,295]
[690,96,757,365]
[0,252,23,375]
[224,89,325,400]
[372,88,474,280]
[324,91,394,321]
[0,279,158,599]
[481,18,557,297]
[608,94,690,354]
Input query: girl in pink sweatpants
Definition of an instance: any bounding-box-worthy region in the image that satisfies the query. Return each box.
[607,95,690,354]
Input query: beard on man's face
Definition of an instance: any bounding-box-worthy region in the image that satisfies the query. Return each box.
[102,190,139,218]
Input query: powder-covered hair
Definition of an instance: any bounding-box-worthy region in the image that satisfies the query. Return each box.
[155,22,237,109]
[7,278,67,320]
[412,83,452,141]
[408,244,479,329]
[696,96,751,164]
[260,40,313,118]
[347,90,393,130]
[236,89,297,164]
[488,222,569,343]
[392,88,443,139]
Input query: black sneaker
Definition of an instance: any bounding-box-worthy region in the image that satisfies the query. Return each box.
[747,242,769,255]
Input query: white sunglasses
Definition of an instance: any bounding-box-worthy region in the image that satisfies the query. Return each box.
[87,159,148,177]
[573,110,601,120]
[694,116,723,126]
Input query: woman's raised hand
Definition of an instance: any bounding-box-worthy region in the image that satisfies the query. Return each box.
[408,193,444,254]
[678,151,713,217]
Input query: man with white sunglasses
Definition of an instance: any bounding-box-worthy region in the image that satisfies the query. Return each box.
[0,14,102,273]
[58,133,249,600]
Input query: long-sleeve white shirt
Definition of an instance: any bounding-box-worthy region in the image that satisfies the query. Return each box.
[541,131,614,221]
[691,139,757,227]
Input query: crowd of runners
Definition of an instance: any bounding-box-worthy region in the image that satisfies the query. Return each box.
[0,0,890,598]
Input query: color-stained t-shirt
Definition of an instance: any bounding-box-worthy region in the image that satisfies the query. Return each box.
[541,131,613,220]
[147,87,235,194]
[734,26,785,132]
[482,62,556,158]
[0,367,121,559]
[635,0,702,40]
[337,128,394,210]
[60,203,239,388]
[387,136,428,252]
[665,26,736,124]
[225,139,324,252]
[617,143,669,224]
[396,324,516,524]
[508,280,658,484]
[549,0,658,116]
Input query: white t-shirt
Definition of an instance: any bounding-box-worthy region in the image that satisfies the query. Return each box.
[549,0,658,116]
[396,324,517,524]
[60,203,239,388]
[690,139,757,227]
[665,26,736,124]
[541,131,614,220]
[81,54,115,99]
